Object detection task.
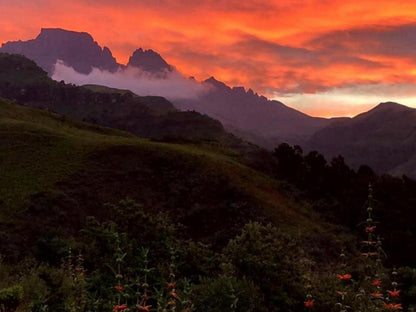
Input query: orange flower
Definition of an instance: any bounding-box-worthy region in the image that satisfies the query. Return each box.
[387,290,401,297]
[304,300,314,307]
[113,304,127,312]
[142,293,149,300]
[114,285,123,291]
[365,226,376,232]
[361,240,377,245]
[371,292,383,298]
[361,252,377,257]
[384,303,402,310]
[336,291,348,296]
[138,305,152,311]
[337,274,352,280]
[167,282,177,289]
[372,280,382,287]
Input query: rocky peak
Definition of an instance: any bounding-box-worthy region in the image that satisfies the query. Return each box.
[0,28,119,74]
[127,48,172,73]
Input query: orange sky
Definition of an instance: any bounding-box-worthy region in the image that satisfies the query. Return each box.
[2,0,416,117]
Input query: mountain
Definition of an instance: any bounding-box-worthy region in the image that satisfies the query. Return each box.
[0,52,236,144]
[172,77,330,147]
[127,48,173,73]
[306,101,416,176]
[0,28,119,74]
[1,29,331,148]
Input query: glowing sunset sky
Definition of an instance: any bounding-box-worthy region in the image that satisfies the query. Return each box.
[2,0,416,117]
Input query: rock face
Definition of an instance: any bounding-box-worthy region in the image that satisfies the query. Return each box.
[127,48,173,73]
[172,76,329,147]
[306,102,416,176]
[0,28,119,74]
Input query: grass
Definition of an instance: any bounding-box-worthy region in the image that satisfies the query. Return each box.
[0,98,327,240]
[0,98,135,213]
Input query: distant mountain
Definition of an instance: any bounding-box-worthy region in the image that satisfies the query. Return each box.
[1,28,332,147]
[0,28,119,74]
[172,77,330,147]
[306,102,416,176]
[127,48,173,73]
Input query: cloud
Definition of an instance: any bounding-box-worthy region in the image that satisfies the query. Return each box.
[308,23,416,60]
[52,61,210,100]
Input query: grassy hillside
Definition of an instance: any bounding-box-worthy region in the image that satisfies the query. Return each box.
[0,98,337,245]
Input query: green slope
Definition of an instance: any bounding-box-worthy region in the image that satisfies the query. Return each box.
[0,98,335,245]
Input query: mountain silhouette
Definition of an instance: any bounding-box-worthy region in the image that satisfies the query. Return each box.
[127,48,173,73]
[306,101,416,176]
[0,28,119,74]
[173,76,329,147]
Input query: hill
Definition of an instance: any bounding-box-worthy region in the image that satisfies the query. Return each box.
[0,53,236,144]
[306,101,416,176]
[0,97,352,310]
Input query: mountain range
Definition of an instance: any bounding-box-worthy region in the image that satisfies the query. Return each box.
[0,28,331,146]
[3,28,416,177]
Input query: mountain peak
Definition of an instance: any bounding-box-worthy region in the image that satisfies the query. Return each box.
[38,28,93,41]
[204,76,230,90]
[0,28,119,74]
[369,102,413,114]
[127,48,172,73]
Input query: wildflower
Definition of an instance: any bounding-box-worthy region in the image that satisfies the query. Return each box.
[167,282,177,288]
[372,279,382,287]
[113,304,127,312]
[75,267,83,271]
[171,292,179,299]
[365,226,376,232]
[336,291,348,296]
[370,292,383,298]
[361,240,377,245]
[142,293,149,300]
[304,300,314,307]
[387,290,401,297]
[361,252,378,257]
[138,305,152,311]
[114,285,123,291]
[337,274,352,280]
[384,303,402,310]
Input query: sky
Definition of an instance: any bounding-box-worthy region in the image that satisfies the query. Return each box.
[1,0,416,117]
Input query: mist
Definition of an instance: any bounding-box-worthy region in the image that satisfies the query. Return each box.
[51,60,210,100]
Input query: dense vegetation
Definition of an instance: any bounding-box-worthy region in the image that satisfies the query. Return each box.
[1,53,416,311]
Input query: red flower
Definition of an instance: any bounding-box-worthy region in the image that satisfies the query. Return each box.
[171,292,179,299]
[387,290,401,297]
[361,252,377,257]
[138,305,152,311]
[142,293,149,300]
[361,240,377,245]
[114,285,123,291]
[304,300,314,307]
[167,282,177,289]
[337,274,352,280]
[372,279,382,287]
[336,291,348,296]
[384,303,402,310]
[113,304,127,312]
[371,292,383,298]
[365,226,376,232]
